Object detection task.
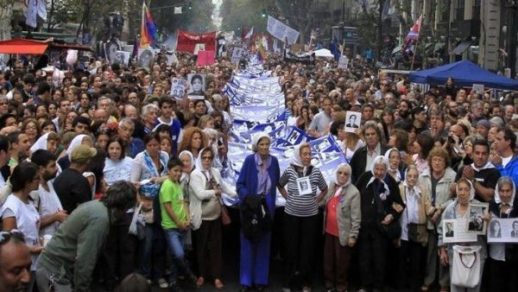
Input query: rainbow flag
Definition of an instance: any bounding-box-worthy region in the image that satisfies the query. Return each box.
[140,2,159,48]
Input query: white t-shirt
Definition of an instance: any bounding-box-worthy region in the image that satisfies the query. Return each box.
[502,155,513,168]
[38,181,63,236]
[104,157,134,186]
[0,194,40,270]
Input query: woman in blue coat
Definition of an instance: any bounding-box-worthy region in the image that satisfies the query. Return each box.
[236,132,280,291]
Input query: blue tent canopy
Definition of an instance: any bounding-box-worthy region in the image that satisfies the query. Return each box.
[409,60,518,90]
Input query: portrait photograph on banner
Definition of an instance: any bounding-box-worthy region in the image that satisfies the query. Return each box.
[138,48,154,69]
[345,111,361,133]
[187,73,206,99]
[487,218,518,243]
[467,202,489,235]
[170,78,187,100]
[443,219,478,243]
[113,51,130,66]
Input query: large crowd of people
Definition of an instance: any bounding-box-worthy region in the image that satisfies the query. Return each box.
[0,48,517,292]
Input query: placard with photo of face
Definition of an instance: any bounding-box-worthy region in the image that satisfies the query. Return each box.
[487,218,518,243]
[187,73,206,99]
[345,111,361,133]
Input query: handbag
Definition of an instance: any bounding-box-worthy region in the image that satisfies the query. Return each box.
[204,170,230,225]
[220,205,232,225]
[128,203,145,240]
[408,223,428,245]
[240,194,272,242]
[451,245,481,288]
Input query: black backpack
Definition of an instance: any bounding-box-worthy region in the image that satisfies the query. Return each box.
[240,195,272,243]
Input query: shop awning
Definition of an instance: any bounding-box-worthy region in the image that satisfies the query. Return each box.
[452,41,472,55]
[0,39,49,55]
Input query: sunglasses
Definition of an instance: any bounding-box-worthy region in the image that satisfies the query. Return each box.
[201,156,213,161]
[0,229,25,245]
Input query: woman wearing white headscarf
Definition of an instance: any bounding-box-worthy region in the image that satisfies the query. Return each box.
[29,132,59,154]
[322,163,360,292]
[236,132,280,291]
[57,134,93,170]
[488,176,518,291]
[397,165,433,291]
[384,147,405,184]
[278,143,327,291]
[189,147,236,289]
[437,178,489,292]
[178,150,195,198]
[355,155,404,292]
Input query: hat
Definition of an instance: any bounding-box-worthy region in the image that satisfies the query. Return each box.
[71,144,97,164]
[476,119,490,130]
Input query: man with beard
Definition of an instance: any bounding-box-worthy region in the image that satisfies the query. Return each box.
[31,150,68,237]
[35,181,137,292]
[7,132,31,174]
[445,101,459,125]
[0,230,32,292]
[397,100,412,121]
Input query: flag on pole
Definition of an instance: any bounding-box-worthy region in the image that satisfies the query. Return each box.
[244,27,254,39]
[140,2,159,48]
[403,15,423,53]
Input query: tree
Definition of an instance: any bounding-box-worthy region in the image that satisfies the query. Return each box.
[220,0,275,34]
[150,0,216,33]
[273,0,315,43]
[0,0,15,41]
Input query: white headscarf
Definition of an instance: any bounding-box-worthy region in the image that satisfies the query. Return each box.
[384,147,401,183]
[403,165,422,196]
[195,147,213,172]
[291,143,311,176]
[30,132,51,153]
[455,179,476,201]
[66,134,88,159]
[366,155,390,200]
[251,132,271,152]
[494,176,516,209]
[179,150,195,173]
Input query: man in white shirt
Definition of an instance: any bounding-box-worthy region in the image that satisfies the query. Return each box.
[308,96,332,138]
[30,150,68,236]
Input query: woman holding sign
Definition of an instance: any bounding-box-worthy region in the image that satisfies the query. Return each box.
[437,178,489,292]
[278,143,327,292]
[488,176,518,292]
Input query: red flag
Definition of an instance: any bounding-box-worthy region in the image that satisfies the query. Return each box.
[196,50,215,67]
[176,30,216,53]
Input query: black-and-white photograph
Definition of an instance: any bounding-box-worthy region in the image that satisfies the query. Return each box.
[445,222,454,238]
[487,218,518,243]
[287,129,300,144]
[511,220,518,238]
[187,73,206,98]
[467,203,488,234]
[113,51,130,66]
[138,48,154,69]
[170,78,187,99]
[345,111,361,133]
[296,177,312,196]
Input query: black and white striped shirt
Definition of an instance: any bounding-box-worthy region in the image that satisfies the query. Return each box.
[279,165,327,217]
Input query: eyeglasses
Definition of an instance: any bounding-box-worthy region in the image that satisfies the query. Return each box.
[201,156,213,161]
[0,229,25,245]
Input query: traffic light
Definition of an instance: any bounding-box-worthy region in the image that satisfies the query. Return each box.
[188,1,192,10]
[261,9,267,18]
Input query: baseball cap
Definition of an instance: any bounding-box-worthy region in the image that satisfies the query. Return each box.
[71,145,97,164]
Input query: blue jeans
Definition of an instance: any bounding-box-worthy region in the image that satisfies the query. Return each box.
[164,228,194,283]
[139,223,166,280]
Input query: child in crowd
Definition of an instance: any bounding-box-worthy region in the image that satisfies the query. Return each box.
[159,157,196,289]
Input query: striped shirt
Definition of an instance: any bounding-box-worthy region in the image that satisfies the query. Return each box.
[279,165,327,217]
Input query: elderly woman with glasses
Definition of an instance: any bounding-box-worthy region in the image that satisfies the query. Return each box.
[189,147,236,289]
[322,163,361,292]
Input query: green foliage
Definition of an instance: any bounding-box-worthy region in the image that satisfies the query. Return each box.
[220,0,275,33]
[150,0,216,33]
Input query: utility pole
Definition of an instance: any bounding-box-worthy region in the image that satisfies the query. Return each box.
[377,0,384,61]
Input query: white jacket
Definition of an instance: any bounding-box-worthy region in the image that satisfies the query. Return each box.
[189,167,236,230]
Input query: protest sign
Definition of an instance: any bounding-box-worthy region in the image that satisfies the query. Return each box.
[487,218,518,243]
[267,16,299,44]
[176,30,216,53]
[170,78,187,100]
[196,50,215,66]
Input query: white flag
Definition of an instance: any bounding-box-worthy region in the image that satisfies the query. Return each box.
[244,27,254,39]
